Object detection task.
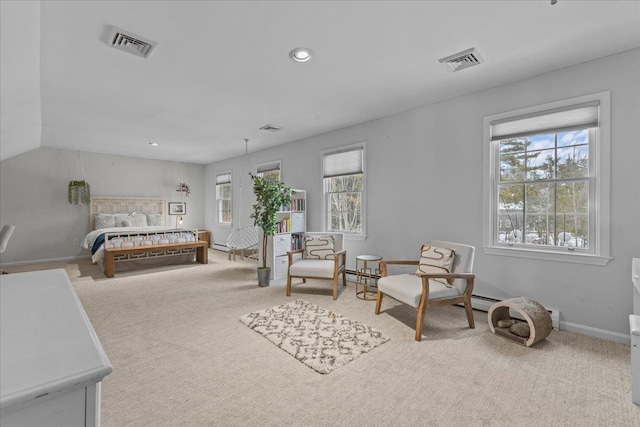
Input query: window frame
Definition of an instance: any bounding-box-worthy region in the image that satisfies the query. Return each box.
[215,171,232,225]
[483,92,610,265]
[321,142,367,241]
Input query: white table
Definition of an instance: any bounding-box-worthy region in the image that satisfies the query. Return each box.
[0,269,112,427]
[356,254,382,301]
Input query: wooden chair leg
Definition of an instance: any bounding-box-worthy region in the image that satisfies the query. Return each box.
[464,298,475,329]
[286,275,292,296]
[375,292,383,314]
[342,268,347,286]
[332,276,338,300]
[415,306,426,341]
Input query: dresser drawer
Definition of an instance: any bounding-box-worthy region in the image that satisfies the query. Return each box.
[273,235,291,256]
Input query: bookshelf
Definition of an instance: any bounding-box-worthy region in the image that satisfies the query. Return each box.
[267,189,306,279]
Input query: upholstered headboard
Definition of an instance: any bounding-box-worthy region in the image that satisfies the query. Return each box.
[90,197,167,230]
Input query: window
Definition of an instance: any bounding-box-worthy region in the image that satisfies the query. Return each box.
[216,172,232,224]
[483,92,610,265]
[322,144,366,239]
[256,161,281,182]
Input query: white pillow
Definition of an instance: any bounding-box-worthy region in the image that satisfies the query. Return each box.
[122,213,148,227]
[303,235,335,259]
[95,213,116,229]
[146,213,163,226]
[114,213,132,227]
[415,245,456,286]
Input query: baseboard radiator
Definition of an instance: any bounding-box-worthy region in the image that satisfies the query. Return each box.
[345,269,560,330]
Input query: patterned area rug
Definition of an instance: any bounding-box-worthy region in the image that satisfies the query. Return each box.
[240,300,390,374]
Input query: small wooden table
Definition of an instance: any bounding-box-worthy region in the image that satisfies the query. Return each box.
[103,240,208,278]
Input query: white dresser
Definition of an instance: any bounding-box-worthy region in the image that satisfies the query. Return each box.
[0,269,112,426]
[631,258,640,406]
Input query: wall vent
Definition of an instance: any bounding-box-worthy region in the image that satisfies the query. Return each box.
[105,26,157,59]
[439,47,484,72]
[259,124,283,133]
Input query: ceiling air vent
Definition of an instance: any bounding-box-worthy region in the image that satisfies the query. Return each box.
[439,48,484,72]
[259,124,283,133]
[105,26,157,59]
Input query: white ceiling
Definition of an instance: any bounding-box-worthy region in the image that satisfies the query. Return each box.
[1,1,639,164]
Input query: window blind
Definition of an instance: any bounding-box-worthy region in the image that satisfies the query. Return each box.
[216,172,231,184]
[323,147,363,178]
[491,101,599,141]
[257,162,280,174]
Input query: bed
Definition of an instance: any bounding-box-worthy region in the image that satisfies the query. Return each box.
[81,197,208,277]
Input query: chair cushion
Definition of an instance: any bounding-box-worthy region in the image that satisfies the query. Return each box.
[415,245,455,286]
[303,235,335,259]
[378,274,461,308]
[289,259,336,278]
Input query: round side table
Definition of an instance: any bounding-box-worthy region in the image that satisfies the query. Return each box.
[356,255,382,301]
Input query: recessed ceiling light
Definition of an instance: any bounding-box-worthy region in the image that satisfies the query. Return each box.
[149,142,159,147]
[289,47,313,63]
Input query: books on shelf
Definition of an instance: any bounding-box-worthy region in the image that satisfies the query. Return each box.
[276,217,290,234]
[279,197,305,212]
[291,234,304,251]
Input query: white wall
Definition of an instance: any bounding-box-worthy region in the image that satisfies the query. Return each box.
[0,147,205,264]
[205,48,640,340]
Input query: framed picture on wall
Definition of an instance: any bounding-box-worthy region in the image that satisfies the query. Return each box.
[168,202,186,215]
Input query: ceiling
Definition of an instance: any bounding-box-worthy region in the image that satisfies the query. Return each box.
[1,1,639,164]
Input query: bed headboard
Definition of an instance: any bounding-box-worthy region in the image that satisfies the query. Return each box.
[90,197,167,230]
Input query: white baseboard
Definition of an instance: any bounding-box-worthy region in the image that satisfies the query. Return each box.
[561,321,630,345]
[0,255,90,267]
[212,244,229,252]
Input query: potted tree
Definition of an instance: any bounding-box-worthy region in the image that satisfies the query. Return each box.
[250,173,292,287]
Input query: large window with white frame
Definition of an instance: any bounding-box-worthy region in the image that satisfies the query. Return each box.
[216,171,232,224]
[483,92,610,265]
[322,144,366,239]
[256,161,281,182]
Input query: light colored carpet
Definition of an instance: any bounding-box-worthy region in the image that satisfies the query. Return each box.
[8,251,640,426]
[240,299,389,374]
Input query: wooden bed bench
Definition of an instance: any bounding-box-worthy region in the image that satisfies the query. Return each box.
[103,240,208,278]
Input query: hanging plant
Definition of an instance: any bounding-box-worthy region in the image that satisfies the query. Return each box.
[68,152,90,205]
[176,181,191,197]
[176,162,191,197]
[68,180,91,205]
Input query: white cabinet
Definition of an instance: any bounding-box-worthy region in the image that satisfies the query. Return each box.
[266,189,306,279]
[0,269,112,427]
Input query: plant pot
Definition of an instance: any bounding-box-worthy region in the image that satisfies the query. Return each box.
[257,267,271,287]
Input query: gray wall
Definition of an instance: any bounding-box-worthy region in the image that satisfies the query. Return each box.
[205,48,640,340]
[0,147,205,263]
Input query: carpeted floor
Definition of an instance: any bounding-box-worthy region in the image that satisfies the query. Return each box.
[7,250,640,426]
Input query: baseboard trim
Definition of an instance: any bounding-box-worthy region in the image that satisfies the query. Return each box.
[0,255,90,267]
[560,321,630,345]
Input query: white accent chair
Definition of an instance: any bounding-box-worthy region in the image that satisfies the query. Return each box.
[286,232,347,300]
[225,225,259,261]
[0,225,16,274]
[375,240,475,341]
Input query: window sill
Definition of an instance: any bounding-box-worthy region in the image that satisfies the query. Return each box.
[483,246,611,266]
[343,233,367,242]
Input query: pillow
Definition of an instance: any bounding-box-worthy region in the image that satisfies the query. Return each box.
[114,213,132,227]
[415,245,456,286]
[146,213,163,227]
[122,213,148,227]
[94,213,116,229]
[303,235,335,259]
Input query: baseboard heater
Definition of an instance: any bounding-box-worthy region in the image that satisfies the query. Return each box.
[345,269,560,330]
